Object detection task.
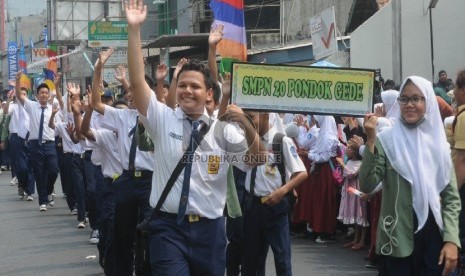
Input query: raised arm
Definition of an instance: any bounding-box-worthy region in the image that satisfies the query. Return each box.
[54,73,64,111]
[155,62,168,103]
[166,58,187,109]
[91,48,114,115]
[125,0,151,116]
[14,71,27,105]
[208,24,223,84]
[79,85,96,142]
[48,104,60,130]
[363,113,378,154]
[224,105,266,166]
[218,73,231,119]
[3,90,14,115]
[115,64,130,95]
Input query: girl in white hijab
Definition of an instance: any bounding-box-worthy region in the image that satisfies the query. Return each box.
[307,115,340,243]
[380,89,400,124]
[360,76,460,275]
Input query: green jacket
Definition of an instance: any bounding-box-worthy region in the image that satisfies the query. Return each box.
[359,140,461,257]
[0,114,10,142]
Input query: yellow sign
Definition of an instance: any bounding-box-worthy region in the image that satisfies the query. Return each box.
[231,63,375,116]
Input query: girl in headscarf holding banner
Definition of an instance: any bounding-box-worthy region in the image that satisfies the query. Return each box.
[360,76,460,275]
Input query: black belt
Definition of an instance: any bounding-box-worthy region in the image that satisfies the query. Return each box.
[246,191,268,204]
[64,152,83,158]
[123,169,153,179]
[30,139,55,144]
[157,211,208,223]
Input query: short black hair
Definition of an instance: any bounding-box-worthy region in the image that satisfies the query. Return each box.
[162,80,170,89]
[145,75,155,89]
[177,59,215,91]
[102,80,109,88]
[112,99,128,108]
[384,79,395,90]
[20,87,28,93]
[438,70,446,76]
[36,83,50,93]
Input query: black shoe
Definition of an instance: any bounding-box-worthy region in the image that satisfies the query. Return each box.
[365,261,377,268]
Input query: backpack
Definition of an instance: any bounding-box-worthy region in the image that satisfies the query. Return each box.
[271,133,297,209]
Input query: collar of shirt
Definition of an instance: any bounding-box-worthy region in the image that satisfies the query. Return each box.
[458,104,465,113]
[175,106,212,127]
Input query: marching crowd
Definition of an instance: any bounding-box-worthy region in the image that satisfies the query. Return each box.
[1,1,465,276]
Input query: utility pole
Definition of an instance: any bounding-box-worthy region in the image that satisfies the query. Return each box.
[47,0,51,42]
[392,0,402,84]
[0,0,5,51]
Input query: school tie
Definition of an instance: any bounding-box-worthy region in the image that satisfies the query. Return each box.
[128,116,139,171]
[38,106,46,143]
[177,120,200,224]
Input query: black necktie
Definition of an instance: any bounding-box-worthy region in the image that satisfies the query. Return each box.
[128,116,139,171]
[38,106,46,143]
[177,120,200,224]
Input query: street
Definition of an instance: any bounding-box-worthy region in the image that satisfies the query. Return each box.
[0,171,375,276]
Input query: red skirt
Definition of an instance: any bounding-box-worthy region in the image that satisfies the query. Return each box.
[310,162,338,234]
[292,157,313,224]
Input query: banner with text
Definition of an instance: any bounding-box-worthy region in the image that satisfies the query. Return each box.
[231,63,375,116]
[8,41,18,87]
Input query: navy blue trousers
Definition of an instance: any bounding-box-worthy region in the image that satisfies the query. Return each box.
[149,214,227,276]
[82,151,104,231]
[29,141,58,205]
[112,170,152,275]
[99,177,116,276]
[67,153,86,222]
[9,134,34,195]
[242,196,292,276]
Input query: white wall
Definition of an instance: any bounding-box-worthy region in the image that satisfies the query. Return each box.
[350,0,465,85]
[350,2,393,80]
[432,0,465,82]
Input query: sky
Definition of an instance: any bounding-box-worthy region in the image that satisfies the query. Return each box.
[7,0,46,17]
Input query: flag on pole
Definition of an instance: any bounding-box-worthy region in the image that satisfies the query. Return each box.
[46,44,58,78]
[18,36,28,74]
[43,27,48,47]
[209,0,247,74]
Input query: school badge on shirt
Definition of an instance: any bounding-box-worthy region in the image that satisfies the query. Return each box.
[290,146,298,157]
[208,155,220,174]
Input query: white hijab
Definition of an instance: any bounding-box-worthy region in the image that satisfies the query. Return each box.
[378,76,452,232]
[269,112,286,135]
[381,89,400,123]
[312,115,338,154]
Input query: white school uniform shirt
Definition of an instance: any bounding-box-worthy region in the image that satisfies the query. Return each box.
[55,121,84,154]
[89,112,103,166]
[91,128,122,179]
[140,92,249,219]
[297,125,319,150]
[23,99,55,141]
[245,128,306,196]
[101,106,154,171]
[8,102,30,139]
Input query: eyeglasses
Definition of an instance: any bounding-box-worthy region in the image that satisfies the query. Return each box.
[397,96,425,105]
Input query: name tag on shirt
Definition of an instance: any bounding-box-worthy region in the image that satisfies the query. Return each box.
[207,155,220,174]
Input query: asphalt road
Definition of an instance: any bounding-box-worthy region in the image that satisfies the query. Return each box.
[0,171,376,276]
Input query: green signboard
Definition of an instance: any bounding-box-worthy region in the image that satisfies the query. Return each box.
[88,21,128,48]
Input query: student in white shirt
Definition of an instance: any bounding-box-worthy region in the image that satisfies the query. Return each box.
[125,1,266,274]
[90,48,155,275]
[15,71,59,211]
[242,112,307,276]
